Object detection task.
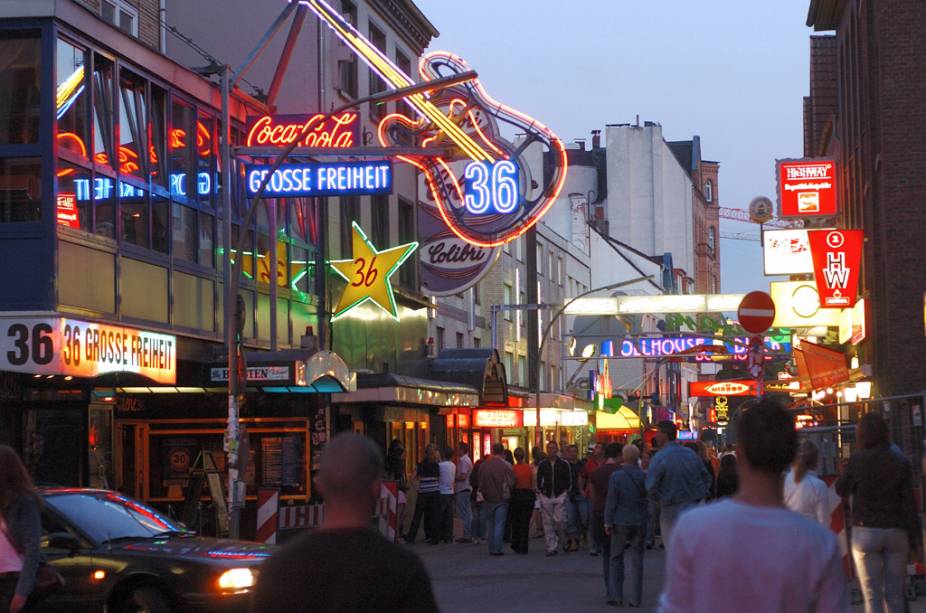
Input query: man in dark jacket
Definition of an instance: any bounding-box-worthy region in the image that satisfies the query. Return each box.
[476,443,515,556]
[603,444,648,607]
[536,441,572,556]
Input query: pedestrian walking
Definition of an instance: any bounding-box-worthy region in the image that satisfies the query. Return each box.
[454,442,474,544]
[589,444,623,595]
[509,447,536,554]
[536,440,572,556]
[477,443,515,556]
[836,412,922,613]
[385,440,409,542]
[603,444,648,608]
[645,421,712,550]
[529,446,545,539]
[784,439,829,527]
[437,447,456,543]
[0,445,43,613]
[658,400,847,613]
[565,444,590,551]
[583,443,605,554]
[405,445,440,545]
[714,453,738,499]
[252,433,439,613]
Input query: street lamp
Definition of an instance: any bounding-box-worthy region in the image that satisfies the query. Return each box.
[220,69,476,537]
[533,276,654,450]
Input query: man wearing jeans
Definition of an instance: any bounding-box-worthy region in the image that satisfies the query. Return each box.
[536,441,572,556]
[454,442,474,543]
[644,421,711,551]
[603,444,647,607]
[476,443,514,556]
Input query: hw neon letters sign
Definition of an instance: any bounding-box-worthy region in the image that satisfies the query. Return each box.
[245,112,359,148]
[245,161,392,198]
[808,229,863,308]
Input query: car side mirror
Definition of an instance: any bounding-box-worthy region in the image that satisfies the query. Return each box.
[45,532,81,552]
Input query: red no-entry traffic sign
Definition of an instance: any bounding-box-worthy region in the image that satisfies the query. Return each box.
[738,291,776,334]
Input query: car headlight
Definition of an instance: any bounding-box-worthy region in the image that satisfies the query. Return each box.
[217,568,256,591]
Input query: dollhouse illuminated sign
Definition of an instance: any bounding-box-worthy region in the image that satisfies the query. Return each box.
[0,317,176,384]
[245,112,360,148]
[245,161,392,198]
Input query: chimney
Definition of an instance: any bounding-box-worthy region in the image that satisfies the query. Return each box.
[574,138,586,151]
[591,130,601,149]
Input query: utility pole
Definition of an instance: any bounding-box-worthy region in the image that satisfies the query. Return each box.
[525,228,541,449]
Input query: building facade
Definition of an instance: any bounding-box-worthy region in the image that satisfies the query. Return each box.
[804,0,926,396]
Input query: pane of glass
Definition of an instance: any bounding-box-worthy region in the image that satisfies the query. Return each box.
[256,232,270,285]
[0,33,40,145]
[0,158,40,223]
[171,203,196,261]
[121,184,148,247]
[57,161,91,231]
[198,211,213,268]
[93,57,115,173]
[196,113,214,208]
[56,39,89,166]
[149,86,167,187]
[152,193,168,253]
[118,70,146,179]
[169,98,194,202]
[93,172,115,238]
[102,1,116,24]
[372,195,388,246]
[118,10,134,35]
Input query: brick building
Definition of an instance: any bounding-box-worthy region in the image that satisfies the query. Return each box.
[805,0,926,395]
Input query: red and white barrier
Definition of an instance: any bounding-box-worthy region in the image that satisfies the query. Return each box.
[377,482,399,542]
[256,488,279,544]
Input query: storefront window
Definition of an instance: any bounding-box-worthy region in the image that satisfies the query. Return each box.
[0,32,41,145]
[0,158,40,223]
[198,211,213,267]
[171,202,196,261]
[121,184,149,247]
[118,69,146,180]
[56,38,89,166]
[56,162,90,230]
[152,193,168,253]
[169,98,193,203]
[149,86,167,188]
[196,112,214,208]
[92,57,115,174]
[94,171,116,238]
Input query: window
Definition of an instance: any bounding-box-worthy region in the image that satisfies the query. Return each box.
[704,179,713,203]
[473,337,481,348]
[503,284,512,320]
[0,32,41,145]
[517,355,526,386]
[456,332,464,349]
[372,195,389,246]
[395,51,413,118]
[436,326,445,352]
[536,243,543,275]
[171,203,197,262]
[558,257,564,286]
[102,0,138,37]
[368,24,387,119]
[504,352,514,379]
[339,196,359,258]
[707,226,716,255]
[398,198,416,289]
[337,1,358,97]
[169,98,194,203]
[0,158,40,223]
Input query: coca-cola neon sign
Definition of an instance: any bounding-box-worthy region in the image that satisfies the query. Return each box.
[245,112,359,148]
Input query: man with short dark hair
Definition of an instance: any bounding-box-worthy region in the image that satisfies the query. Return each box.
[477,442,515,556]
[537,440,572,556]
[645,421,712,550]
[658,401,847,612]
[252,433,439,612]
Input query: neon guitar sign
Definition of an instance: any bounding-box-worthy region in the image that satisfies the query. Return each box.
[302,0,568,247]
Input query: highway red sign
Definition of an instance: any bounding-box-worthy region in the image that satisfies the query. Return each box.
[737,291,776,334]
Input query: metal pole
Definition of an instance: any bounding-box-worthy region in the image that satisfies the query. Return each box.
[221,65,241,538]
[269,201,278,350]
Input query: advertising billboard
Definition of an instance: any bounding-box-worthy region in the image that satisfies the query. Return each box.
[808,229,863,309]
[769,281,842,327]
[777,158,838,218]
[762,229,828,276]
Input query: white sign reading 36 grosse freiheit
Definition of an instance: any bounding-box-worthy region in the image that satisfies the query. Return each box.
[0,316,176,384]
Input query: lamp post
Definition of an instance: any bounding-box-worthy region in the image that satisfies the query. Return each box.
[221,70,476,537]
[533,276,654,450]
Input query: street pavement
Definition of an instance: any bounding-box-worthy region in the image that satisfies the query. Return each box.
[414,537,926,613]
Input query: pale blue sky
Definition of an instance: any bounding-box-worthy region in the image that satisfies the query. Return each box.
[416,0,812,293]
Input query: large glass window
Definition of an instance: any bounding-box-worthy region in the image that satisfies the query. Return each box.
[57,162,90,231]
[56,39,90,166]
[171,203,196,261]
[92,57,115,174]
[198,211,213,268]
[121,186,149,247]
[368,24,387,120]
[0,32,41,145]
[118,69,146,180]
[94,174,116,238]
[169,98,193,202]
[152,193,168,253]
[149,86,167,188]
[0,158,41,223]
[196,113,214,208]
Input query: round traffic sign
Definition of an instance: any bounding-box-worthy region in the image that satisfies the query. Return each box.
[738,291,776,334]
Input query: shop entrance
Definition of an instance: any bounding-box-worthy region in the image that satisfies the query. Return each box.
[116,421,147,500]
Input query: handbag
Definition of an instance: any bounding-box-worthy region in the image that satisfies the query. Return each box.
[0,513,65,598]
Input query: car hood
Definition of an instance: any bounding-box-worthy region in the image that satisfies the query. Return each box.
[115,536,274,564]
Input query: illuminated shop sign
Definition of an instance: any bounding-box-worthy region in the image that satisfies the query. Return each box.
[210,365,290,383]
[245,161,392,198]
[72,173,215,201]
[838,298,867,345]
[762,229,832,276]
[564,294,744,316]
[689,380,757,397]
[473,409,522,428]
[245,112,360,148]
[523,409,589,427]
[0,317,176,384]
[616,335,789,359]
[56,193,78,228]
[808,229,863,309]
[304,0,567,247]
[777,159,838,218]
[328,222,418,321]
[770,281,842,327]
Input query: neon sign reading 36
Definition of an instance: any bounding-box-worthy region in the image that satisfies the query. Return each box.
[464,161,519,214]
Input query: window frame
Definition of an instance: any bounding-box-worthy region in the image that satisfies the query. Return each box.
[102,0,139,38]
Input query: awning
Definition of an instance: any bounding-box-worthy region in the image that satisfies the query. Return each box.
[596,407,642,431]
[331,372,479,407]
[796,341,850,389]
[429,349,507,404]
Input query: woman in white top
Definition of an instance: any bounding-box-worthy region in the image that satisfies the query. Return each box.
[783,439,830,526]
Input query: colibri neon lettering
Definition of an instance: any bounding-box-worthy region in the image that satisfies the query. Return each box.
[245,161,393,198]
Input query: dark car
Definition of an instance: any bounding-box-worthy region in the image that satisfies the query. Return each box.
[34,488,272,613]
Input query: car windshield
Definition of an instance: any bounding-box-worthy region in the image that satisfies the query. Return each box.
[44,492,189,544]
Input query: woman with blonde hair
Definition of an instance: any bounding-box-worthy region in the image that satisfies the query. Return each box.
[0,445,42,613]
[783,439,829,526]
